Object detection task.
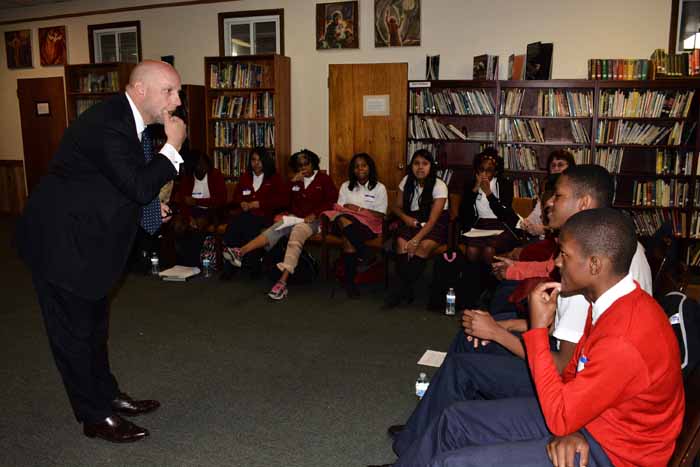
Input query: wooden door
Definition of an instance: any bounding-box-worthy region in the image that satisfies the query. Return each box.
[17,77,67,193]
[329,63,407,191]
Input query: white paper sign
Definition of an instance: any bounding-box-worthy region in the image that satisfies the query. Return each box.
[363,95,390,116]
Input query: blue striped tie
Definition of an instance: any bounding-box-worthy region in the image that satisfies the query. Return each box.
[140,127,162,235]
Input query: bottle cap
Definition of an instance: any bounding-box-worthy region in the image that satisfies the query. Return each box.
[419,372,427,378]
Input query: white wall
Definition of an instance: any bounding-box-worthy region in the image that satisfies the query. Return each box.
[0,0,672,167]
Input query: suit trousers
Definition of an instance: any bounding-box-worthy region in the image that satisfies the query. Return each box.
[395,397,613,467]
[32,273,118,424]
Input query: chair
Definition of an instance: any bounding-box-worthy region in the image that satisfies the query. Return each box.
[669,366,700,467]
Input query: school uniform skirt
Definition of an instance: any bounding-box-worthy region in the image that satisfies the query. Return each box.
[397,210,449,245]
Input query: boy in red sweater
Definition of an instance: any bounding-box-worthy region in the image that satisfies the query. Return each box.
[388,208,684,467]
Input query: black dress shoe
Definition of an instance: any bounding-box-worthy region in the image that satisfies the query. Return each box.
[83,414,149,443]
[387,424,405,437]
[111,392,160,416]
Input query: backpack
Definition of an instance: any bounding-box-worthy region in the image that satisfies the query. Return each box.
[262,237,319,284]
[658,291,700,379]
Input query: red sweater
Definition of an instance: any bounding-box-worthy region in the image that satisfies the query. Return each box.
[523,286,685,467]
[289,171,338,218]
[232,172,288,222]
[174,168,227,220]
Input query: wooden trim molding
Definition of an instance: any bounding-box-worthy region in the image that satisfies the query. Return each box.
[218,9,284,56]
[670,0,680,54]
[88,20,142,64]
[0,0,241,26]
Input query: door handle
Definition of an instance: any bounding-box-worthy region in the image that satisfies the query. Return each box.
[398,163,405,170]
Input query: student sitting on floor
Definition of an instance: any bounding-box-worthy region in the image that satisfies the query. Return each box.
[459,148,520,264]
[226,149,337,301]
[382,165,653,461]
[322,153,388,298]
[384,149,449,309]
[222,147,287,276]
[386,208,684,467]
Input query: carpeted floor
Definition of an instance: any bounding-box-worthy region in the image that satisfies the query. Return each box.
[0,216,459,467]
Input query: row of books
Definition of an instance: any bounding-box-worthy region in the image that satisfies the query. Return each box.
[687,242,700,266]
[209,62,264,89]
[436,168,454,186]
[406,140,435,161]
[595,121,695,146]
[409,88,496,115]
[626,209,687,238]
[72,72,120,93]
[655,150,696,175]
[570,120,590,144]
[472,55,499,80]
[631,180,690,207]
[691,210,700,241]
[499,89,593,117]
[651,49,700,77]
[212,121,275,148]
[409,116,468,141]
[513,177,541,198]
[598,90,695,118]
[587,59,651,81]
[593,148,624,173]
[498,119,545,143]
[74,98,102,117]
[210,92,274,119]
[500,145,539,171]
[212,149,254,178]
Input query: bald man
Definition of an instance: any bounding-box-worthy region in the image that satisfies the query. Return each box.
[16,60,187,443]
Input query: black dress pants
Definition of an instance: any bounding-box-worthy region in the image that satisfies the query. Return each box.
[32,273,119,424]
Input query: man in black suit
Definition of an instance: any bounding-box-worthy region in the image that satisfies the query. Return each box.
[16,60,186,443]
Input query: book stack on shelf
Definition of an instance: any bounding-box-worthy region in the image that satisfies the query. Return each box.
[204,54,290,183]
[587,59,651,80]
[513,177,541,198]
[651,48,700,77]
[473,55,499,80]
[64,62,135,122]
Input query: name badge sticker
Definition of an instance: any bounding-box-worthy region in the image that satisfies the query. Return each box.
[577,355,588,373]
[242,189,251,195]
[292,185,301,192]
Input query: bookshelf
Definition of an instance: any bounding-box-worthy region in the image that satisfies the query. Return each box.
[406,78,700,256]
[64,62,135,122]
[204,54,290,183]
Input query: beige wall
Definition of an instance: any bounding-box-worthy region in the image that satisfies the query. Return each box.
[0,0,671,167]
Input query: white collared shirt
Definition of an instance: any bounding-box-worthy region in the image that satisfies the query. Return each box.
[252,172,264,192]
[125,92,183,172]
[337,180,388,213]
[398,175,449,211]
[192,173,210,200]
[475,177,500,219]
[303,170,318,189]
[590,274,636,325]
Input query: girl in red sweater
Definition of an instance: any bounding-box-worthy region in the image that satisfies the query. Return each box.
[222,147,287,274]
[228,149,337,300]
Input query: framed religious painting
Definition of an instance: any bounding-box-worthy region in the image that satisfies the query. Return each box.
[5,29,33,69]
[317,1,359,49]
[374,0,420,47]
[39,26,67,66]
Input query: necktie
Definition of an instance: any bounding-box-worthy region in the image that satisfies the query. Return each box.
[140,127,162,235]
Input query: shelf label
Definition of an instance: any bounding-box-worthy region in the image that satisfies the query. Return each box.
[410,81,431,88]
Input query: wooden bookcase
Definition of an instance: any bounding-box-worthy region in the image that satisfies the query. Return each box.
[204,54,290,183]
[64,62,135,122]
[406,78,700,259]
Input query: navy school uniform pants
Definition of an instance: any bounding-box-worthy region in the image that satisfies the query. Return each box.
[394,397,613,467]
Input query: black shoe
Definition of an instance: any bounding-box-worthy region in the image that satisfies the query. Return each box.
[83,415,149,443]
[387,424,405,437]
[111,392,160,416]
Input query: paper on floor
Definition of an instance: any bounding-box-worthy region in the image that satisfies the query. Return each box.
[417,349,446,367]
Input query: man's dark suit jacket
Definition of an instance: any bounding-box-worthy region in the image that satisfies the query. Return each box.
[16,93,177,300]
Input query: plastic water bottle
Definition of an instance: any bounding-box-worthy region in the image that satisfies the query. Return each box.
[150,253,160,276]
[415,372,429,399]
[445,287,456,316]
[202,258,211,278]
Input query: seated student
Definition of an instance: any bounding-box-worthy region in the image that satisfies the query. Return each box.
[384,149,448,308]
[227,149,337,301]
[170,151,227,265]
[222,147,287,274]
[322,153,388,298]
[389,208,684,467]
[459,148,519,264]
[385,165,653,459]
[521,149,577,237]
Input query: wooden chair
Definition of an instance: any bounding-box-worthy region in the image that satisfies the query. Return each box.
[669,366,700,467]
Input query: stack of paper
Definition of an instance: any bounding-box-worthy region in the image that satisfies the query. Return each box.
[158,265,200,282]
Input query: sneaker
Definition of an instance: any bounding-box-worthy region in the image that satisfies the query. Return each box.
[223,247,242,267]
[268,281,288,301]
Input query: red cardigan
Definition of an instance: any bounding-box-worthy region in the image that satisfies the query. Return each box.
[174,168,228,220]
[289,171,338,218]
[232,172,288,222]
[523,286,685,467]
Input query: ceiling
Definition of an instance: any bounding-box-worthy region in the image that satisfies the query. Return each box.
[0,0,79,10]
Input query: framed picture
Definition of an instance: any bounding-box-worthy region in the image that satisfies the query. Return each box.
[4,30,32,69]
[38,26,67,66]
[316,1,358,49]
[374,0,420,47]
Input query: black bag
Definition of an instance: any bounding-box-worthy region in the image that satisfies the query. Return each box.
[658,291,700,379]
[262,237,319,285]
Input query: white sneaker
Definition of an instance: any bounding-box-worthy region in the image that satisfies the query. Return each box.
[223,247,242,267]
[268,281,288,301]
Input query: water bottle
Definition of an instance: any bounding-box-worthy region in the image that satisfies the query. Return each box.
[445,287,456,316]
[150,253,160,276]
[202,258,211,278]
[415,372,429,399]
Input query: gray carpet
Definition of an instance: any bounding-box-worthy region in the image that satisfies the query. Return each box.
[0,216,459,467]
